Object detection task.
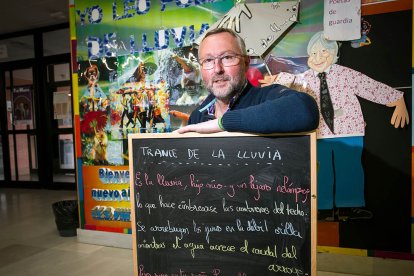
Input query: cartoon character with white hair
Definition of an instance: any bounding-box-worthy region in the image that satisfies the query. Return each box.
[263,31,409,221]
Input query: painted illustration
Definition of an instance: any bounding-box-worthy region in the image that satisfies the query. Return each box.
[80,64,107,112]
[194,1,300,58]
[72,0,326,232]
[80,110,109,165]
[75,1,323,164]
[78,47,214,165]
[351,18,372,48]
[262,31,409,221]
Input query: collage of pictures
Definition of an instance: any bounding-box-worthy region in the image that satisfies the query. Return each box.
[78,46,208,166]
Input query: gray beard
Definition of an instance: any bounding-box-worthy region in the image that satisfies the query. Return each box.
[207,76,246,102]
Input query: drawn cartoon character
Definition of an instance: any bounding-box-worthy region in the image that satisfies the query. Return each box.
[262,31,409,221]
[351,18,372,48]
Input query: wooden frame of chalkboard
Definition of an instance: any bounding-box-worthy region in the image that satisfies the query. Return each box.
[129,132,317,276]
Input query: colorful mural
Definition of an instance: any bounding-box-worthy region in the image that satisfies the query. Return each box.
[70,0,321,235]
[72,0,235,232]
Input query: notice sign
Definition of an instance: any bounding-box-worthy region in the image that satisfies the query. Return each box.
[324,0,361,41]
[129,132,317,276]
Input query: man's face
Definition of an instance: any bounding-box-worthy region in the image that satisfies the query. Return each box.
[199,32,249,101]
[307,41,335,73]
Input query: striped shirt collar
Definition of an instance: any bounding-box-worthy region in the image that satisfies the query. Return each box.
[199,80,248,117]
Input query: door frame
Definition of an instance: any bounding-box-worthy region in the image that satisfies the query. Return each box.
[0,60,42,188]
[0,23,75,189]
[43,53,75,190]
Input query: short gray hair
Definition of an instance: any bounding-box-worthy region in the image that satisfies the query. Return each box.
[198,27,247,57]
[307,31,339,64]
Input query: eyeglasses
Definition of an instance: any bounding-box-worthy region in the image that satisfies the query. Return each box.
[199,54,245,70]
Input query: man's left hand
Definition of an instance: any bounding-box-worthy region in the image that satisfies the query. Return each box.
[176,119,223,134]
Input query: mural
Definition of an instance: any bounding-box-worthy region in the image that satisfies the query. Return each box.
[73,0,236,231]
[71,0,322,234]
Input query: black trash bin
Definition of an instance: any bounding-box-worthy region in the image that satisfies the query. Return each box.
[52,200,79,237]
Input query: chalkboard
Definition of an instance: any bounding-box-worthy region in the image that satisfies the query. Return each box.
[129,132,317,276]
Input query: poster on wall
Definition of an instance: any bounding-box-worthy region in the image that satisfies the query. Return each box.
[12,85,33,125]
[82,165,131,231]
[78,47,208,166]
[75,0,236,169]
[323,0,361,41]
[53,90,73,126]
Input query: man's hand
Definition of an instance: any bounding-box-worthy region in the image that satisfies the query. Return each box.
[386,96,410,128]
[176,119,223,134]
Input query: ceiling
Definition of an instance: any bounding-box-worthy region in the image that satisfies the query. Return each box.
[0,0,69,36]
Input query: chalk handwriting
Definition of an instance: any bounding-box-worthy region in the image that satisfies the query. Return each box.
[274,222,303,239]
[139,146,178,158]
[237,147,282,161]
[276,176,310,203]
[137,236,165,250]
[150,220,189,239]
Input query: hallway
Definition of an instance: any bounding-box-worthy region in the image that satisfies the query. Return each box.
[0,188,413,275]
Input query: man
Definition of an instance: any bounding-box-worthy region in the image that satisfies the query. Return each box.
[119,92,134,128]
[177,28,319,134]
[265,31,409,221]
[131,90,148,132]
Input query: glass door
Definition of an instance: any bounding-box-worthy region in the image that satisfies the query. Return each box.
[0,27,73,188]
[5,68,38,181]
[48,62,75,184]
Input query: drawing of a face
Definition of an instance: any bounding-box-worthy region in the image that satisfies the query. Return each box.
[307,41,335,73]
[260,35,274,49]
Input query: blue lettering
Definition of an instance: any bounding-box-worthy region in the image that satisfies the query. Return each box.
[76,8,89,26]
[104,33,117,57]
[113,0,135,21]
[170,26,186,48]
[88,5,103,24]
[154,29,169,50]
[87,36,102,59]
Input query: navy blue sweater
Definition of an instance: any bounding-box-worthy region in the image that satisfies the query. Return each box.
[188,82,319,134]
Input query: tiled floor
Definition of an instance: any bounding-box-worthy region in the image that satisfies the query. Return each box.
[0,188,413,276]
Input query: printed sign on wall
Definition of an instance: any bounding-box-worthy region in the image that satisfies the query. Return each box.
[324,0,361,40]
